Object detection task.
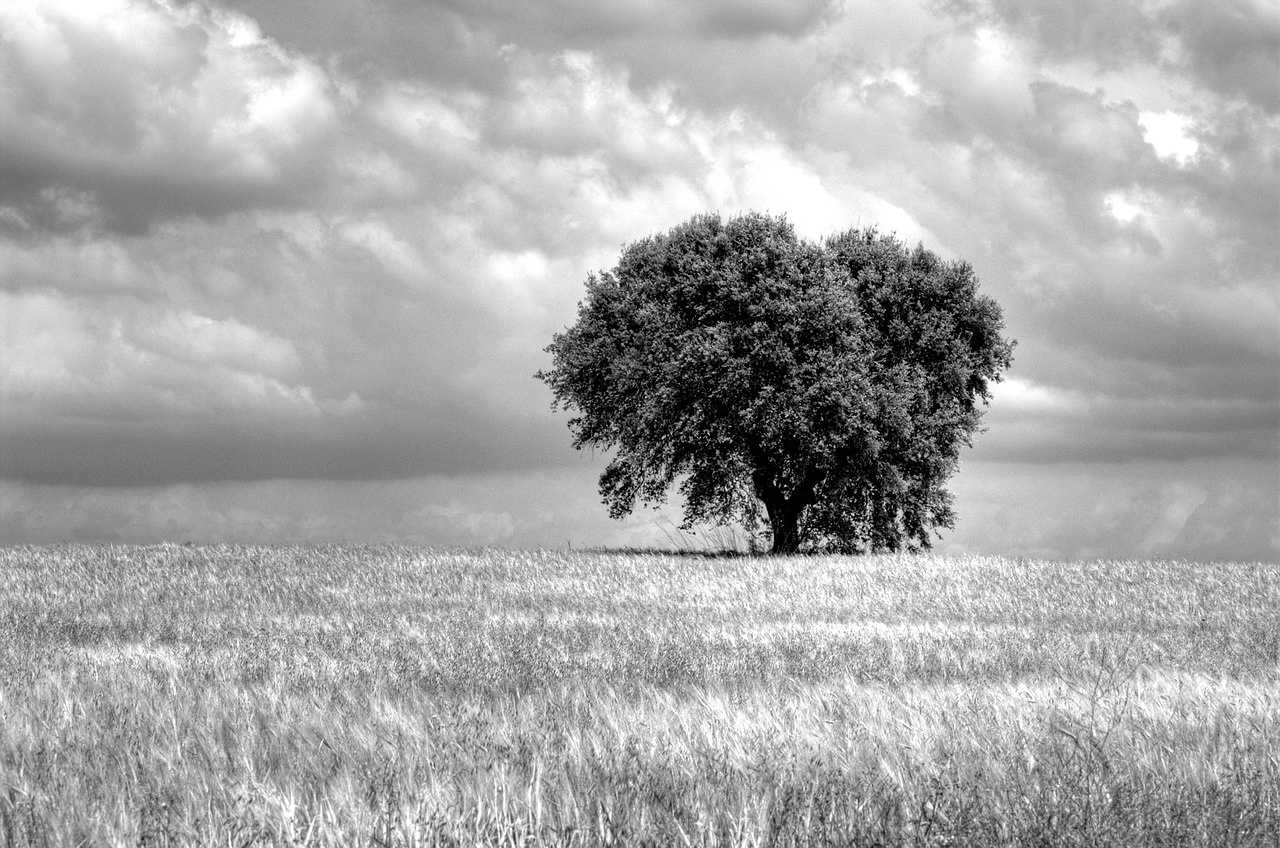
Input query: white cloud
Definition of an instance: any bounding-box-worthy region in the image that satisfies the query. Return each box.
[128,310,301,378]
[1138,110,1199,163]
[484,249,551,317]
[373,84,479,147]
[0,291,87,402]
[1104,192,1143,223]
[990,377,1088,416]
[0,231,143,292]
[0,290,339,422]
[336,218,429,283]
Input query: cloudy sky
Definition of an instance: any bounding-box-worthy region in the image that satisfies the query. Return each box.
[1,0,1276,560]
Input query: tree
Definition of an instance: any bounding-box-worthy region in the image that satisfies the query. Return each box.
[537,212,1014,554]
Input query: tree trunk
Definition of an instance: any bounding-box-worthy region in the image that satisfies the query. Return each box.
[767,501,803,555]
[754,466,822,555]
[747,466,819,558]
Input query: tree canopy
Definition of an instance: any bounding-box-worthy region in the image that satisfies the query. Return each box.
[537,212,1015,554]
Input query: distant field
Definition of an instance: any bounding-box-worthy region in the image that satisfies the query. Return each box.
[0,545,1277,846]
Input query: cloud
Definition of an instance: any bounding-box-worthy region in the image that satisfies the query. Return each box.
[944,459,1279,562]
[981,0,1162,66]
[0,0,343,233]
[0,292,320,419]
[462,0,839,42]
[1138,110,1199,162]
[225,0,863,124]
[1160,0,1280,113]
[0,467,662,548]
[797,3,1277,475]
[5,36,914,486]
[938,0,1280,113]
[2,459,1274,562]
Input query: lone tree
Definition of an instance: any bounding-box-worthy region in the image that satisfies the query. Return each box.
[538,212,1014,554]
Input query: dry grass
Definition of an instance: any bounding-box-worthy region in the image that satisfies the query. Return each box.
[0,544,1277,845]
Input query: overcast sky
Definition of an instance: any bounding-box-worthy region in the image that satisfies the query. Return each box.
[1,0,1276,560]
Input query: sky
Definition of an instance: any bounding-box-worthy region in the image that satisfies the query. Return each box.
[0,0,1276,560]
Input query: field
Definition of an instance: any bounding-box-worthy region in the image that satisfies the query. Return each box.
[0,545,1277,846]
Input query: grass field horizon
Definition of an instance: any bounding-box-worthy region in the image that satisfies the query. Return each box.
[1,543,1277,846]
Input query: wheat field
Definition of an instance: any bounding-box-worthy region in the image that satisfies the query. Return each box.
[0,544,1277,846]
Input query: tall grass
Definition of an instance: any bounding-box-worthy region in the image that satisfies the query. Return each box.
[0,544,1277,845]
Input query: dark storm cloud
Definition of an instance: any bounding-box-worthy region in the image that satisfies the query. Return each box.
[231,0,837,55]
[0,150,320,237]
[221,0,509,89]
[977,397,1278,464]
[0,195,573,486]
[226,0,847,122]
[1021,82,1152,187]
[0,0,345,234]
[947,459,1278,562]
[928,0,1166,72]
[1188,108,1280,277]
[1160,0,1280,113]
[0,468,655,548]
[0,411,569,486]
[936,0,1280,113]
[454,0,843,116]
[991,0,1161,65]
[446,0,838,41]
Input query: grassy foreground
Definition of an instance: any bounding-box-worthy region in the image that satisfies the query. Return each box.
[0,545,1277,846]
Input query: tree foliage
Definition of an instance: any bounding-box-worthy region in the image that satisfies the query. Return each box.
[537,212,1014,554]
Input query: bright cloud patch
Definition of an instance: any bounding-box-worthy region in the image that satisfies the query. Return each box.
[1104,192,1143,223]
[0,291,338,422]
[990,377,1087,416]
[1138,111,1199,163]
